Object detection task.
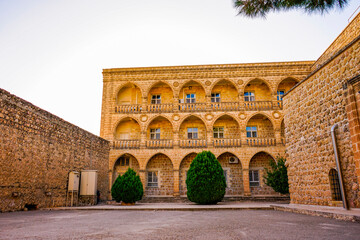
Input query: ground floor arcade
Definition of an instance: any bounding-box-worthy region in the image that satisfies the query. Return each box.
[109,148,284,199]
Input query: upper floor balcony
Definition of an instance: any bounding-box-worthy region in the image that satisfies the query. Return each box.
[113,78,298,114]
[111,114,285,150]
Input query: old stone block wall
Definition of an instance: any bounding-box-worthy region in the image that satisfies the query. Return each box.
[284,12,360,207]
[0,89,109,212]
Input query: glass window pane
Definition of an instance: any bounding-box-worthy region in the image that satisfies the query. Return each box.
[193,133,198,139]
[254,171,259,181]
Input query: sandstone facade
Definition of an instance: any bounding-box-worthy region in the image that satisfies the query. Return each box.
[284,13,360,208]
[100,61,313,198]
[0,89,109,212]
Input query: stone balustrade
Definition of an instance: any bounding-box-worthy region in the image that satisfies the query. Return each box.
[114,101,283,113]
[179,139,207,148]
[111,137,283,149]
[146,139,173,148]
[178,103,207,112]
[246,138,276,147]
[244,101,274,111]
[146,104,174,113]
[211,102,240,111]
[213,138,242,148]
[112,140,141,149]
[115,104,142,113]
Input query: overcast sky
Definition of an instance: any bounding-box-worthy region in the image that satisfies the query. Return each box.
[1,0,359,135]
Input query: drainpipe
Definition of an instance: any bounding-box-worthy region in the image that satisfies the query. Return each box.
[331,124,349,210]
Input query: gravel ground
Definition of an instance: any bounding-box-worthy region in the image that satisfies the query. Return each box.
[0,210,359,239]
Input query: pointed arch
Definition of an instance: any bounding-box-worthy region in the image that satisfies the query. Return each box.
[112,153,140,170]
[242,78,274,95]
[178,80,207,101]
[146,81,175,104]
[212,113,241,128]
[276,76,300,93]
[113,116,142,139]
[115,82,143,104]
[179,152,198,166]
[145,115,175,133]
[245,112,276,130]
[210,79,240,100]
[249,151,276,163]
[145,152,174,169]
[178,114,209,132]
[112,153,141,185]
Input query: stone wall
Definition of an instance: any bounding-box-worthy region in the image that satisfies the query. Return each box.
[283,13,360,207]
[0,89,109,212]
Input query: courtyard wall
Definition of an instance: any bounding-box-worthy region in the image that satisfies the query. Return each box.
[0,89,109,212]
[283,13,360,207]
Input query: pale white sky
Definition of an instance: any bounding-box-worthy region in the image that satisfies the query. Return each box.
[0,0,359,135]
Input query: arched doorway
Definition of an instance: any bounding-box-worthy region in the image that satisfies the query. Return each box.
[249,152,277,195]
[145,153,174,196]
[112,154,140,185]
[217,152,243,196]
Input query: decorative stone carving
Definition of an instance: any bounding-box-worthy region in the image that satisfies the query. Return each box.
[173,81,179,87]
[205,80,211,86]
[173,114,180,121]
[205,113,213,121]
[239,113,246,120]
[237,79,243,85]
[140,115,148,122]
[272,111,281,119]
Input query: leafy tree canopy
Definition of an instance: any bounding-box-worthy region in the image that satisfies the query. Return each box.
[264,156,289,194]
[234,0,348,18]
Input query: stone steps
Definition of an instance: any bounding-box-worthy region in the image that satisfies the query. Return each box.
[138,195,290,203]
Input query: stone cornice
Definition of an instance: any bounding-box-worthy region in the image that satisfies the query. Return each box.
[102,61,314,82]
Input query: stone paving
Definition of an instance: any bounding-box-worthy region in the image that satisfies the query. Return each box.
[1,208,360,240]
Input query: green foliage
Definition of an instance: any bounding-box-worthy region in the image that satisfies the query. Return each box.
[186,151,226,204]
[111,168,143,203]
[111,175,123,202]
[234,0,348,18]
[264,156,289,194]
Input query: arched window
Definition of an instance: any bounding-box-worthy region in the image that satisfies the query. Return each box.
[329,169,342,201]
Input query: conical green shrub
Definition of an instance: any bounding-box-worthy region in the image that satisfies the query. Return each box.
[111,168,143,203]
[186,151,226,204]
[111,174,123,203]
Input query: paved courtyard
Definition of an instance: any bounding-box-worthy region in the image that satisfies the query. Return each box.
[1,210,360,239]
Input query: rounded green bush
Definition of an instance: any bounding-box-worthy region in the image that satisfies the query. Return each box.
[111,168,143,203]
[186,151,226,204]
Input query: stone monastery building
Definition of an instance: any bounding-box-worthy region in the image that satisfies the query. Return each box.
[100,61,312,198]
